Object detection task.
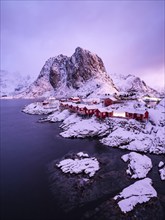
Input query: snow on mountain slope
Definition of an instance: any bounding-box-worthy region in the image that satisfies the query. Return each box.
[111,73,159,96]
[16,47,117,98]
[15,58,56,98]
[0,70,34,97]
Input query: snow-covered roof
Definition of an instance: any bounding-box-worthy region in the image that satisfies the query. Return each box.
[70,96,80,100]
[97,107,107,112]
[112,106,147,114]
[78,104,87,109]
[71,103,78,107]
[104,97,117,101]
[86,105,98,110]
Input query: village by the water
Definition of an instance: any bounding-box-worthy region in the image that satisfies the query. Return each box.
[23,89,165,216]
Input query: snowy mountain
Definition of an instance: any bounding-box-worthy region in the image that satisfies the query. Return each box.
[16,47,117,98]
[111,73,159,97]
[0,70,34,97]
[6,47,160,99]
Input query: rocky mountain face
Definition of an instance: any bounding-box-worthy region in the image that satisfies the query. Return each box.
[6,47,160,99]
[50,47,107,89]
[16,47,117,98]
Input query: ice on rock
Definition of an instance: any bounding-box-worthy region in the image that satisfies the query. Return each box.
[121,152,152,179]
[77,152,89,158]
[158,161,164,168]
[158,161,165,180]
[114,178,157,213]
[56,152,99,177]
[159,167,165,180]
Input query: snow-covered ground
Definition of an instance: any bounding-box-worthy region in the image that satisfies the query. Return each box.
[114,178,157,213]
[121,152,152,179]
[101,104,165,154]
[56,152,100,177]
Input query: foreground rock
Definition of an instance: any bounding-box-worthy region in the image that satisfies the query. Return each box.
[114,178,157,213]
[48,152,164,219]
[56,152,100,177]
[121,152,152,179]
[158,161,165,181]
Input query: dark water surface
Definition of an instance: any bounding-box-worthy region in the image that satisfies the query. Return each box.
[0,100,164,220]
[0,100,118,220]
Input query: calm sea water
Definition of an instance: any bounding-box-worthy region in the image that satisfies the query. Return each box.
[0,100,112,220]
[1,100,164,220]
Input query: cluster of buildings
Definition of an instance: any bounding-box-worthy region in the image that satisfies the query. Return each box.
[59,96,149,122]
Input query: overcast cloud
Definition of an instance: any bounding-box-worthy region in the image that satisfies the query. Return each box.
[0,0,164,89]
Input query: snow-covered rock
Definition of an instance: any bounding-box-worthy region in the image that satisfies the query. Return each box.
[114,178,157,213]
[56,152,99,177]
[158,161,164,168]
[47,109,71,122]
[159,167,165,181]
[101,117,165,155]
[22,100,59,115]
[60,116,109,138]
[121,152,152,179]
[158,161,165,181]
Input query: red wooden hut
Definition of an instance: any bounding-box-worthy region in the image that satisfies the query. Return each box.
[77,105,88,115]
[95,108,107,119]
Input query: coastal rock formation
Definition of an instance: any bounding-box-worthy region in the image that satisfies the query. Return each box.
[121,152,152,179]
[49,152,164,220]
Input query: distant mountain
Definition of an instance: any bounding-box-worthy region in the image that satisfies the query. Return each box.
[16,47,117,98]
[111,73,159,97]
[0,70,34,97]
[4,47,160,99]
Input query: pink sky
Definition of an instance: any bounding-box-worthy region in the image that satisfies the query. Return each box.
[1,0,164,89]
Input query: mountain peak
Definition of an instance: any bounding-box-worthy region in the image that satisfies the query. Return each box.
[15,48,117,98]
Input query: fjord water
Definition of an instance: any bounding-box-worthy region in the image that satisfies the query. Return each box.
[1,100,164,220]
[0,100,115,220]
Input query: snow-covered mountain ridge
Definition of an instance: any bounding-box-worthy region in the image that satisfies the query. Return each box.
[1,47,161,99]
[0,70,34,97]
[111,73,159,96]
[16,47,117,98]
